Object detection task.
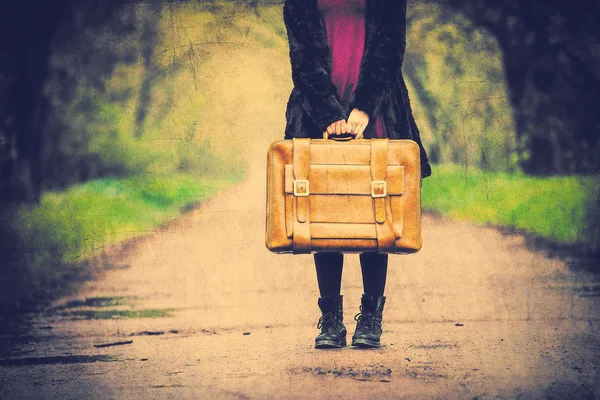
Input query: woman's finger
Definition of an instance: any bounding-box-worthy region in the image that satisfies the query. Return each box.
[345,121,354,134]
[323,130,328,139]
[357,123,367,139]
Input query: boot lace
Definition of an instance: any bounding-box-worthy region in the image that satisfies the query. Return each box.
[317,312,335,330]
[354,305,377,331]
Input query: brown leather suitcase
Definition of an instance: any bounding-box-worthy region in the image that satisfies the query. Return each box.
[265,138,422,254]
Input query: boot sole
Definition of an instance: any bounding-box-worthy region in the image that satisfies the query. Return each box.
[351,338,380,348]
[315,338,347,349]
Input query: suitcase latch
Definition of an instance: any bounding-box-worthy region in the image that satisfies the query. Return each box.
[371,181,387,198]
[293,180,310,197]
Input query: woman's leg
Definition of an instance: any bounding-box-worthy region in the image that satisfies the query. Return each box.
[352,253,388,348]
[359,253,388,298]
[314,252,344,297]
[313,252,346,348]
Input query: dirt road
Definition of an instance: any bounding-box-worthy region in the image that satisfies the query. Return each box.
[1,42,599,400]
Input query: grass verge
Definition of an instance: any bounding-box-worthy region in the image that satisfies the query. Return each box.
[0,174,239,313]
[421,164,600,250]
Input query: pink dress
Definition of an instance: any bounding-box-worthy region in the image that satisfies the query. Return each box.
[317,0,386,138]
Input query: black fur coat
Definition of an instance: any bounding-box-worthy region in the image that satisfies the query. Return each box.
[283,0,432,178]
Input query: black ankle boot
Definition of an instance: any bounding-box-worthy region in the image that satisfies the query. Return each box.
[351,294,386,348]
[315,295,347,349]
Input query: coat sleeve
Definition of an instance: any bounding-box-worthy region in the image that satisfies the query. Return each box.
[349,0,407,119]
[283,0,347,132]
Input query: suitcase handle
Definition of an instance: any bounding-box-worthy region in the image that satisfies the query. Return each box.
[327,133,356,141]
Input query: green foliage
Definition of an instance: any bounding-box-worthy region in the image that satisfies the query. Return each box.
[422,165,600,247]
[405,4,519,173]
[1,1,291,311]
[449,1,600,175]
[44,2,247,188]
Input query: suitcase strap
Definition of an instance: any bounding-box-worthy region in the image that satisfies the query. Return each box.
[370,139,396,252]
[292,138,311,253]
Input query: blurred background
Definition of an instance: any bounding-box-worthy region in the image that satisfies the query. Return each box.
[0,0,598,312]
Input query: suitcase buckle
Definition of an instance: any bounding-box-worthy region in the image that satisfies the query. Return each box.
[293,180,310,197]
[371,181,387,198]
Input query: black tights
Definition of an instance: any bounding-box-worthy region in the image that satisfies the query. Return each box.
[313,252,388,299]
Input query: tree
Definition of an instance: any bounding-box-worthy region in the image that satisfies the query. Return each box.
[446,0,600,175]
[0,1,70,203]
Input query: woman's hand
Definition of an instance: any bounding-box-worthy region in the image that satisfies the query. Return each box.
[322,119,349,139]
[322,109,370,139]
[347,108,369,139]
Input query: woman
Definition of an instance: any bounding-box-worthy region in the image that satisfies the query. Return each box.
[283,0,432,349]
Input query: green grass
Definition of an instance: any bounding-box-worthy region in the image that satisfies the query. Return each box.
[65,308,176,320]
[0,173,239,311]
[422,164,600,246]
[14,174,237,264]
